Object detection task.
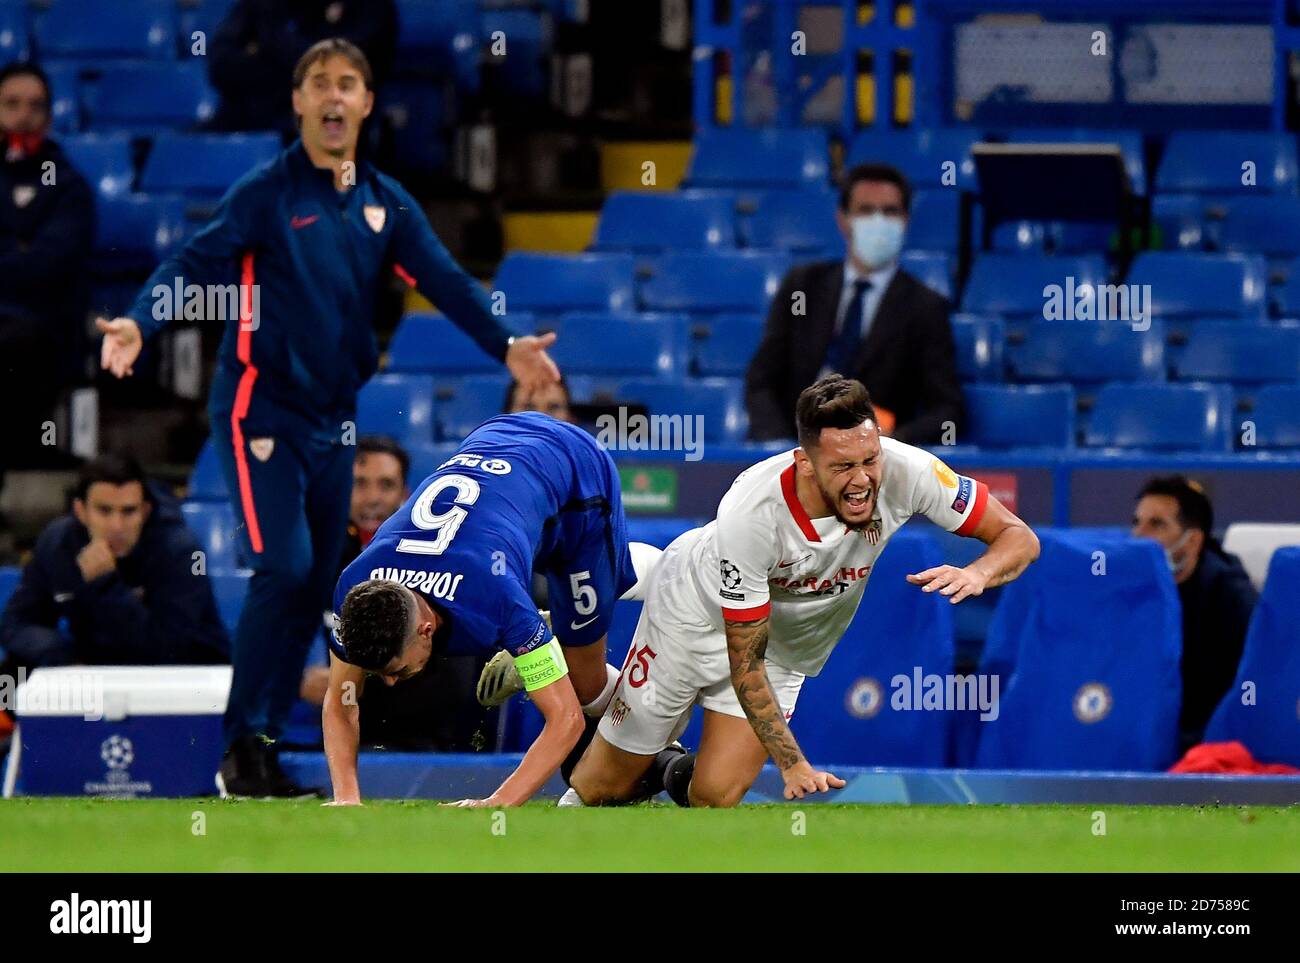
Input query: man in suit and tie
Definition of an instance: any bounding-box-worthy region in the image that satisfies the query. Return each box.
[745,163,962,445]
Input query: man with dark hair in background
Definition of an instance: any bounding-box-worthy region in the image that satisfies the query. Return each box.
[745,163,961,445]
[1131,476,1257,752]
[0,62,95,480]
[0,454,229,672]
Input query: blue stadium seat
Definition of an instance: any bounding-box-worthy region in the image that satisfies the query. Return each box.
[1156,131,1299,195]
[180,501,246,574]
[796,531,956,768]
[961,253,1108,319]
[686,128,829,190]
[91,193,187,270]
[404,440,462,484]
[42,61,81,133]
[140,132,280,197]
[84,62,217,133]
[1006,321,1166,385]
[61,133,134,199]
[394,0,482,90]
[1217,195,1300,260]
[207,570,249,637]
[0,2,28,66]
[693,313,764,377]
[990,218,1114,255]
[592,190,737,252]
[1204,547,1300,768]
[1128,252,1267,321]
[847,127,980,190]
[899,250,953,299]
[33,0,175,59]
[435,374,513,441]
[1084,383,1233,452]
[188,440,229,501]
[356,374,436,445]
[179,0,238,49]
[1151,194,1208,251]
[963,384,1075,449]
[639,251,788,315]
[494,252,637,317]
[1250,384,1300,449]
[377,80,450,175]
[906,189,961,253]
[745,189,842,256]
[949,314,1004,383]
[386,312,525,374]
[974,531,1182,771]
[1174,322,1300,384]
[1005,127,1147,195]
[549,313,688,378]
[617,378,747,443]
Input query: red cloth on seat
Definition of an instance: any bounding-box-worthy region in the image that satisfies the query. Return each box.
[1169,740,1300,775]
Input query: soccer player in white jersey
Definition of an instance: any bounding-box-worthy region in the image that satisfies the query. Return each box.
[567,375,1040,807]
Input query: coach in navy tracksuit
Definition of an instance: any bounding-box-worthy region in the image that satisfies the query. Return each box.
[97,38,559,797]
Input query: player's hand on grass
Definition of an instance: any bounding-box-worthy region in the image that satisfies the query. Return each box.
[440,796,505,808]
[781,761,846,800]
[906,564,988,604]
[96,317,144,378]
[505,332,560,395]
[322,799,362,807]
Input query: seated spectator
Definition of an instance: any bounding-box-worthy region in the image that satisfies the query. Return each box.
[504,375,575,423]
[745,163,961,444]
[0,454,229,672]
[0,62,95,477]
[1131,476,1257,752]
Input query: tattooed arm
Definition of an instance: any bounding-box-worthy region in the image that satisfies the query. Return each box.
[725,616,846,800]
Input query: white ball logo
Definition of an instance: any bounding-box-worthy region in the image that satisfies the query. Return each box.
[1072,682,1113,724]
[846,677,885,719]
[100,734,135,770]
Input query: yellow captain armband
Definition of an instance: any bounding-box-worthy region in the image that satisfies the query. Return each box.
[513,639,569,692]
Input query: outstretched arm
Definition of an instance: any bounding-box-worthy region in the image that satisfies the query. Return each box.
[322,654,367,805]
[908,493,1040,603]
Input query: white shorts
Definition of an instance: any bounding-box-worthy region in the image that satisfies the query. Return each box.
[597,538,806,756]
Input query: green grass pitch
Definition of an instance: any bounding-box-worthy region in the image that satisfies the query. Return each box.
[2,799,1298,871]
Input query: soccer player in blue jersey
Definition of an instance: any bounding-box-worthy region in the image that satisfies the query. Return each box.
[323,412,659,806]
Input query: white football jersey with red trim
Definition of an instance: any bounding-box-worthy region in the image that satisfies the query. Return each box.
[670,436,989,676]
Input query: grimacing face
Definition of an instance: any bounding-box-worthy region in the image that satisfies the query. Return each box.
[73,481,151,558]
[291,53,373,158]
[797,420,884,530]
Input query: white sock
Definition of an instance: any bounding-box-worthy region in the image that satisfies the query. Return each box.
[619,542,663,602]
[581,663,619,717]
[557,787,585,807]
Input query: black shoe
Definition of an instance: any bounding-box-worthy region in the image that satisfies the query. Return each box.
[662,748,696,808]
[215,735,273,799]
[261,742,323,799]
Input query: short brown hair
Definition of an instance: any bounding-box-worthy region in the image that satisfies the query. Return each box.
[795,375,877,449]
[292,38,373,89]
[336,580,415,671]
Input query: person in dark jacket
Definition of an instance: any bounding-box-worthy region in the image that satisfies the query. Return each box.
[0,62,95,473]
[0,454,230,672]
[745,163,962,445]
[1131,476,1258,752]
[97,39,559,798]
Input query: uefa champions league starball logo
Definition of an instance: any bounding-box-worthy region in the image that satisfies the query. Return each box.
[719,559,742,590]
[100,735,135,771]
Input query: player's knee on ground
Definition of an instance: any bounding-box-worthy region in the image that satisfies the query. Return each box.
[687,775,749,809]
[569,743,649,806]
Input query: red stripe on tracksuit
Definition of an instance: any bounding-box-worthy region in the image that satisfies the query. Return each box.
[230,252,264,554]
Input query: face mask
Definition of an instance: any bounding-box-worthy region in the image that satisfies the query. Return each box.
[1164,529,1193,575]
[851,213,905,269]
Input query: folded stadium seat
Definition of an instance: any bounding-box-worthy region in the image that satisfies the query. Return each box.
[1127,251,1268,326]
[685,128,830,190]
[960,253,1108,320]
[1150,194,1208,251]
[1248,384,1300,449]
[692,313,764,377]
[990,219,1115,255]
[973,531,1182,770]
[1155,131,1299,196]
[178,0,238,50]
[32,0,175,60]
[435,373,513,441]
[1279,261,1300,317]
[898,250,953,299]
[1222,523,1300,592]
[60,133,134,199]
[744,188,843,257]
[616,377,747,443]
[480,9,547,99]
[793,530,955,768]
[846,127,981,190]
[377,79,450,177]
[1003,127,1147,196]
[41,61,82,133]
[1083,382,1233,452]
[355,373,436,445]
[393,0,482,91]
[639,251,789,315]
[90,193,186,272]
[139,132,281,199]
[207,570,250,637]
[1204,547,1300,768]
[1006,321,1166,386]
[1173,321,1300,385]
[82,62,217,134]
[404,440,464,483]
[906,189,961,253]
[591,190,737,252]
[493,252,637,319]
[1216,195,1300,261]
[548,313,689,378]
[964,384,1075,449]
[180,501,246,574]
[385,312,533,374]
[949,314,1004,383]
[187,440,229,502]
[0,1,28,66]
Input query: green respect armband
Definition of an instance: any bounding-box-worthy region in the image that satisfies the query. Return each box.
[513,639,569,692]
